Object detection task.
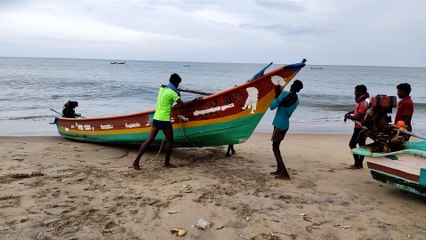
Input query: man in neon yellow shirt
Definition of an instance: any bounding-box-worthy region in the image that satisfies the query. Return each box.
[132,73,197,170]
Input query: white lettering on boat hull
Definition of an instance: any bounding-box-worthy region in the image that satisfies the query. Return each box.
[75,123,94,131]
[178,115,189,121]
[100,124,114,130]
[193,103,235,116]
[125,123,141,128]
[84,125,93,131]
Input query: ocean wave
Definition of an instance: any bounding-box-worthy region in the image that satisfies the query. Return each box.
[295,116,344,123]
[414,102,426,110]
[302,100,426,111]
[301,102,355,111]
[0,115,57,121]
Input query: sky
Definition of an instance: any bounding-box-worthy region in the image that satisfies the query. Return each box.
[0,0,425,67]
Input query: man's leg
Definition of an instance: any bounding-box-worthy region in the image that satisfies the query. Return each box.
[271,128,288,175]
[349,128,361,169]
[162,127,176,168]
[226,145,236,157]
[357,131,367,168]
[132,127,159,170]
[272,141,284,174]
[272,140,290,180]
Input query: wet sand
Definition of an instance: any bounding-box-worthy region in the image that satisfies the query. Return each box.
[0,133,425,239]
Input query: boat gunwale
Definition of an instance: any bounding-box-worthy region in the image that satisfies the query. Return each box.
[55,66,286,122]
[367,161,420,182]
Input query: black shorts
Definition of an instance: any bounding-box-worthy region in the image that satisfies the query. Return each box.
[271,127,288,142]
[152,120,172,130]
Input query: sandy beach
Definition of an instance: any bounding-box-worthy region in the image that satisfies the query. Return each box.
[0,133,425,239]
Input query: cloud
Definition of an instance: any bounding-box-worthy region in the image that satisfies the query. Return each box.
[0,0,425,66]
[255,0,304,11]
[0,5,194,44]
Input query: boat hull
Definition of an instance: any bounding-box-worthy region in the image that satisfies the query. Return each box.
[55,60,306,147]
[353,140,426,197]
[367,157,426,197]
[56,112,264,147]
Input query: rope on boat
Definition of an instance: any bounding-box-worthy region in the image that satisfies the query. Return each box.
[139,106,197,167]
[137,137,165,166]
[152,137,166,160]
[176,107,200,148]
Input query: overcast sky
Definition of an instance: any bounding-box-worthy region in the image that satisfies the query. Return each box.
[0,0,425,67]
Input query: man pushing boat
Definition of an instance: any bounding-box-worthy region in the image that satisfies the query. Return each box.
[269,80,303,180]
[132,73,199,170]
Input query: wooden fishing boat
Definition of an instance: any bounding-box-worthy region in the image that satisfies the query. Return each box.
[54,59,307,147]
[352,140,426,197]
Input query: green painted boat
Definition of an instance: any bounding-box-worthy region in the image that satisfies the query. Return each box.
[54,59,306,147]
[352,140,426,197]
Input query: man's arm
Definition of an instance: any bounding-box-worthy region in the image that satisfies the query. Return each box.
[345,112,364,121]
[402,115,411,127]
[344,111,354,120]
[270,90,288,110]
[274,85,282,98]
[402,102,414,126]
[175,97,201,107]
[280,93,298,107]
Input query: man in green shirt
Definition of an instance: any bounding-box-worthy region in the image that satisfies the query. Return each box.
[132,73,197,170]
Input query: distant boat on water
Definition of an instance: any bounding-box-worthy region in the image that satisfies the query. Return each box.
[183,65,191,67]
[311,67,324,70]
[111,61,126,64]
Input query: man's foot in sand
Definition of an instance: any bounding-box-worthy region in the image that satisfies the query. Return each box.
[275,174,291,180]
[348,164,362,169]
[269,170,282,175]
[131,162,141,170]
[163,163,177,168]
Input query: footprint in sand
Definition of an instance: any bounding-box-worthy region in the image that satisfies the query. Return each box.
[11,154,26,162]
[0,195,22,208]
[51,190,61,198]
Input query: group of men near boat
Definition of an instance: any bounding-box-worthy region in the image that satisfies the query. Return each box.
[130,72,414,181]
[130,73,303,180]
[344,83,414,169]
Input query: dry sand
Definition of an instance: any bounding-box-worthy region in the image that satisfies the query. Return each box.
[0,133,425,240]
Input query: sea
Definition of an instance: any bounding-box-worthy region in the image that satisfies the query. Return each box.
[1,57,426,136]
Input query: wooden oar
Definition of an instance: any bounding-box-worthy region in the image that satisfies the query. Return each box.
[397,128,426,140]
[178,88,212,96]
[50,108,62,115]
[352,147,426,159]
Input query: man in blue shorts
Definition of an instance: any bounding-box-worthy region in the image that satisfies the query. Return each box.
[132,73,197,170]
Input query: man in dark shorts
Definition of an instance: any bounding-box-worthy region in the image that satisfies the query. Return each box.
[395,83,414,140]
[344,85,369,169]
[132,73,198,170]
[269,80,303,180]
